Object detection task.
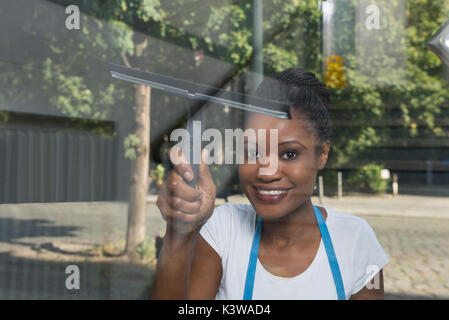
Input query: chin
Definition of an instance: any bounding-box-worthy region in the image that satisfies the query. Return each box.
[246,191,311,220]
[249,199,305,221]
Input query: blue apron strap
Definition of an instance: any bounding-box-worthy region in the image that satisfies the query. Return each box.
[313,205,346,300]
[243,207,346,300]
[243,215,262,300]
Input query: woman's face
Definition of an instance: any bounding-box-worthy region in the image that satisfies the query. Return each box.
[239,110,330,220]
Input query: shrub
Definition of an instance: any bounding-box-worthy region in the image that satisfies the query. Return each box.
[346,163,389,194]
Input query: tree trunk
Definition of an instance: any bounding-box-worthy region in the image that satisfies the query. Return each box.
[125,84,151,261]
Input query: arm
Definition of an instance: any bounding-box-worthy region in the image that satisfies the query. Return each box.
[188,235,222,299]
[149,148,218,299]
[349,269,385,300]
[149,228,200,300]
[149,231,222,300]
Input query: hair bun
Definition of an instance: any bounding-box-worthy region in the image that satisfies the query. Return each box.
[270,68,325,88]
[252,68,332,144]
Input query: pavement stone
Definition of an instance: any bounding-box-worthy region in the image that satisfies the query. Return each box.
[0,193,448,299]
[360,214,449,299]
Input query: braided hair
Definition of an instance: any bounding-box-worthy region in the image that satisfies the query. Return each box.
[249,68,332,153]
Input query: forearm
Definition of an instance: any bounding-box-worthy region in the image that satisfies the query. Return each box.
[149,227,200,300]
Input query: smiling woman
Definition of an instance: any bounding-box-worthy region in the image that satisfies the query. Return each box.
[238,69,332,221]
[149,68,389,301]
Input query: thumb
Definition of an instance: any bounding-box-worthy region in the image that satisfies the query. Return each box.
[197,148,214,189]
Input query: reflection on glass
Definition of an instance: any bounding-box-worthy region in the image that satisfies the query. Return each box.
[0,0,448,301]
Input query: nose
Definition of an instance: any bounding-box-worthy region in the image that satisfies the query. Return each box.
[255,158,282,182]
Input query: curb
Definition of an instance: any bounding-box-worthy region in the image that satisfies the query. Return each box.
[146,194,449,220]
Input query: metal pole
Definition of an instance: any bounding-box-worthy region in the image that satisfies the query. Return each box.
[426,160,433,185]
[337,171,343,200]
[251,0,263,92]
[319,176,324,204]
[392,173,398,196]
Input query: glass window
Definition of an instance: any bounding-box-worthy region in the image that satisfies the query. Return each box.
[1,0,448,300]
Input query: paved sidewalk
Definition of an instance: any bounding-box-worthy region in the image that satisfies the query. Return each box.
[362,214,449,299]
[312,194,449,220]
[147,193,449,219]
[0,193,448,299]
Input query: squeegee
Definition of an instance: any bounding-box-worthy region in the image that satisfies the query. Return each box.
[108,63,291,187]
[427,19,449,67]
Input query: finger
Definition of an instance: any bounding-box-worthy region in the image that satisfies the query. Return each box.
[160,181,202,214]
[157,187,182,222]
[156,190,171,222]
[170,211,205,225]
[167,196,201,214]
[197,148,215,191]
[164,171,203,201]
[168,146,194,182]
[157,190,204,224]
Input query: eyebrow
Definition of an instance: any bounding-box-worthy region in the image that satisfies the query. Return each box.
[243,140,307,149]
[278,140,307,149]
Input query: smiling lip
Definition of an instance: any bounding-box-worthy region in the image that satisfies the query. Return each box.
[253,186,292,204]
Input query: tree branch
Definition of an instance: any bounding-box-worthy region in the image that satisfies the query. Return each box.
[120,51,131,68]
[136,38,149,58]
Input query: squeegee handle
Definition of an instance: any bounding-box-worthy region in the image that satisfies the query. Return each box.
[184,105,201,189]
[188,162,199,188]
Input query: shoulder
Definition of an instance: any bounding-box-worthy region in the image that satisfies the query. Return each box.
[214,202,254,214]
[324,206,388,261]
[211,202,255,217]
[324,206,373,234]
[208,202,255,228]
[199,202,255,259]
[323,208,389,295]
[323,206,382,251]
[200,202,255,238]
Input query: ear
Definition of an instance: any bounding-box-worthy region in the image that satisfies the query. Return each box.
[318,141,330,171]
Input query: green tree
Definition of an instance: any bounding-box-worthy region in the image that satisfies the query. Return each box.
[5,0,448,251]
[38,0,166,260]
[319,0,449,192]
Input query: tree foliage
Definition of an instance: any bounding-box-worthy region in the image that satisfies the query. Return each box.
[3,0,449,194]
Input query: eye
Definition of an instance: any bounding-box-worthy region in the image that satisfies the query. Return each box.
[281,150,298,160]
[248,149,260,158]
[243,147,260,159]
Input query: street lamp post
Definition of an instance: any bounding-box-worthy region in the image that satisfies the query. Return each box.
[251,0,263,92]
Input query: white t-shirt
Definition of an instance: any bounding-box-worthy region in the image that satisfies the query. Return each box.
[199,202,389,300]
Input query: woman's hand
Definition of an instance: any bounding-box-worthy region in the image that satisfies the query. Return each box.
[150,148,216,299]
[156,147,216,238]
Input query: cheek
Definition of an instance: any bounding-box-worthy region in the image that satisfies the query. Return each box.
[288,160,313,172]
[238,164,256,183]
[282,156,319,183]
[285,166,315,184]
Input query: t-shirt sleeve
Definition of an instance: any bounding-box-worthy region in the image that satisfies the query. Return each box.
[351,219,390,295]
[199,203,233,259]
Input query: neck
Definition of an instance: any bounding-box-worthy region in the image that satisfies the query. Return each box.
[260,200,317,249]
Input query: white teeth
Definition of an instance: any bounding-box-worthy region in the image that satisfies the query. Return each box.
[257,189,287,195]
